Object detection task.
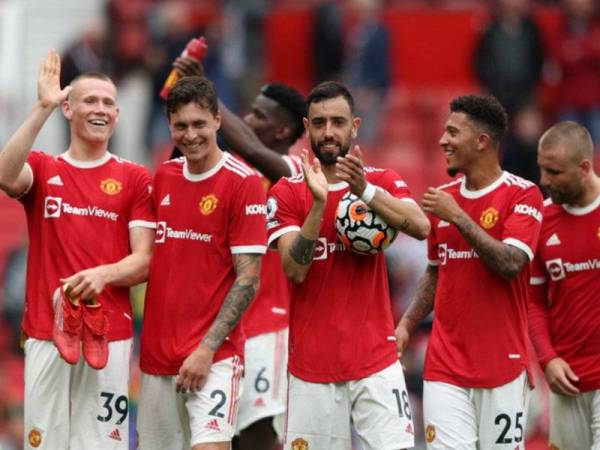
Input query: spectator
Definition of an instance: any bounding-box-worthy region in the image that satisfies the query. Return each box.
[553,0,600,152]
[474,0,545,115]
[312,0,344,84]
[60,20,114,87]
[144,1,199,154]
[502,102,545,187]
[344,0,391,147]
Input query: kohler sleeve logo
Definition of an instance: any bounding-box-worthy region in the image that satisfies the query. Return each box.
[514,204,542,222]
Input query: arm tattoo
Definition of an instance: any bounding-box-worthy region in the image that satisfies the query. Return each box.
[201,254,261,351]
[402,265,437,334]
[397,217,410,231]
[289,234,317,265]
[454,214,529,280]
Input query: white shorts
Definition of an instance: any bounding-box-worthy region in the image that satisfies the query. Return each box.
[236,328,288,434]
[137,356,244,449]
[423,371,529,450]
[285,361,415,450]
[549,389,600,449]
[24,338,132,450]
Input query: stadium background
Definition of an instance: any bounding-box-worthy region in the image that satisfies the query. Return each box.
[1,0,598,448]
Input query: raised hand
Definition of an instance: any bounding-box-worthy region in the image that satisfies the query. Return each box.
[336,145,367,196]
[173,56,204,78]
[38,50,71,109]
[301,149,328,203]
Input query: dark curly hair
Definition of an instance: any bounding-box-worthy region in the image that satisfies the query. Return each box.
[261,83,307,144]
[307,81,354,114]
[450,94,508,146]
[166,76,218,118]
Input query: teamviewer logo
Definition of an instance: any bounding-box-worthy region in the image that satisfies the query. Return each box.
[438,243,447,265]
[546,258,566,281]
[44,196,62,218]
[155,221,167,243]
[313,238,328,260]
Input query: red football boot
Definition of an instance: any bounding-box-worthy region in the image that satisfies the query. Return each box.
[82,302,109,370]
[52,284,83,364]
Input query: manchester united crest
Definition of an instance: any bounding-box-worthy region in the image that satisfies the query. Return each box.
[28,429,42,448]
[425,424,436,443]
[199,194,218,215]
[100,178,122,195]
[480,207,499,229]
[291,437,309,450]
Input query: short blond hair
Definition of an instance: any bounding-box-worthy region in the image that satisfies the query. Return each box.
[539,121,594,163]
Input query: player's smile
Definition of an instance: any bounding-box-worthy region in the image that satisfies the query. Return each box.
[439,112,480,176]
[319,139,341,152]
[305,95,359,166]
[169,102,222,173]
[85,117,110,136]
[65,78,119,144]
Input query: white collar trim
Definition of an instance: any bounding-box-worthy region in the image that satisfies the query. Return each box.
[328,181,349,191]
[60,151,112,168]
[460,171,508,199]
[183,152,226,182]
[562,193,600,216]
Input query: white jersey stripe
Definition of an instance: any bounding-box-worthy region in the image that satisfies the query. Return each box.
[529,276,547,286]
[268,225,301,246]
[282,155,302,177]
[12,162,35,198]
[437,178,462,190]
[129,220,156,229]
[224,156,254,176]
[223,162,250,179]
[231,245,267,254]
[503,238,534,261]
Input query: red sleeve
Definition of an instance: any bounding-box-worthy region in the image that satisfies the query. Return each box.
[128,166,156,228]
[501,185,544,261]
[228,174,267,254]
[266,178,303,247]
[282,155,302,177]
[19,150,46,201]
[528,254,557,368]
[426,213,440,265]
[372,169,413,201]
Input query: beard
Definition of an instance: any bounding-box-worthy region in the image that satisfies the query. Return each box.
[446,166,459,177]
[548,187,580,205]
[310,137,350,166]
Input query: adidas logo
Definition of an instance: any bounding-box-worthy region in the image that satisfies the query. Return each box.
[546,233,561,246]
[254,397,266,407]
[47,175,64,186]
[108,428,122,441]
[160,194,171,206]
[405,422,414,434]
[205,419,220,431]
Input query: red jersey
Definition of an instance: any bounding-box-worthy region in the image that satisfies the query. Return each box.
[140,153,267,375]
[19,151,155,341]
[243,154,302,338]
[529,195,600,392]
[267,167,414,383]
[425,172,543,388]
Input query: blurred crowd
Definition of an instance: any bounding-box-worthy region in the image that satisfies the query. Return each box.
[1,0,599,448]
